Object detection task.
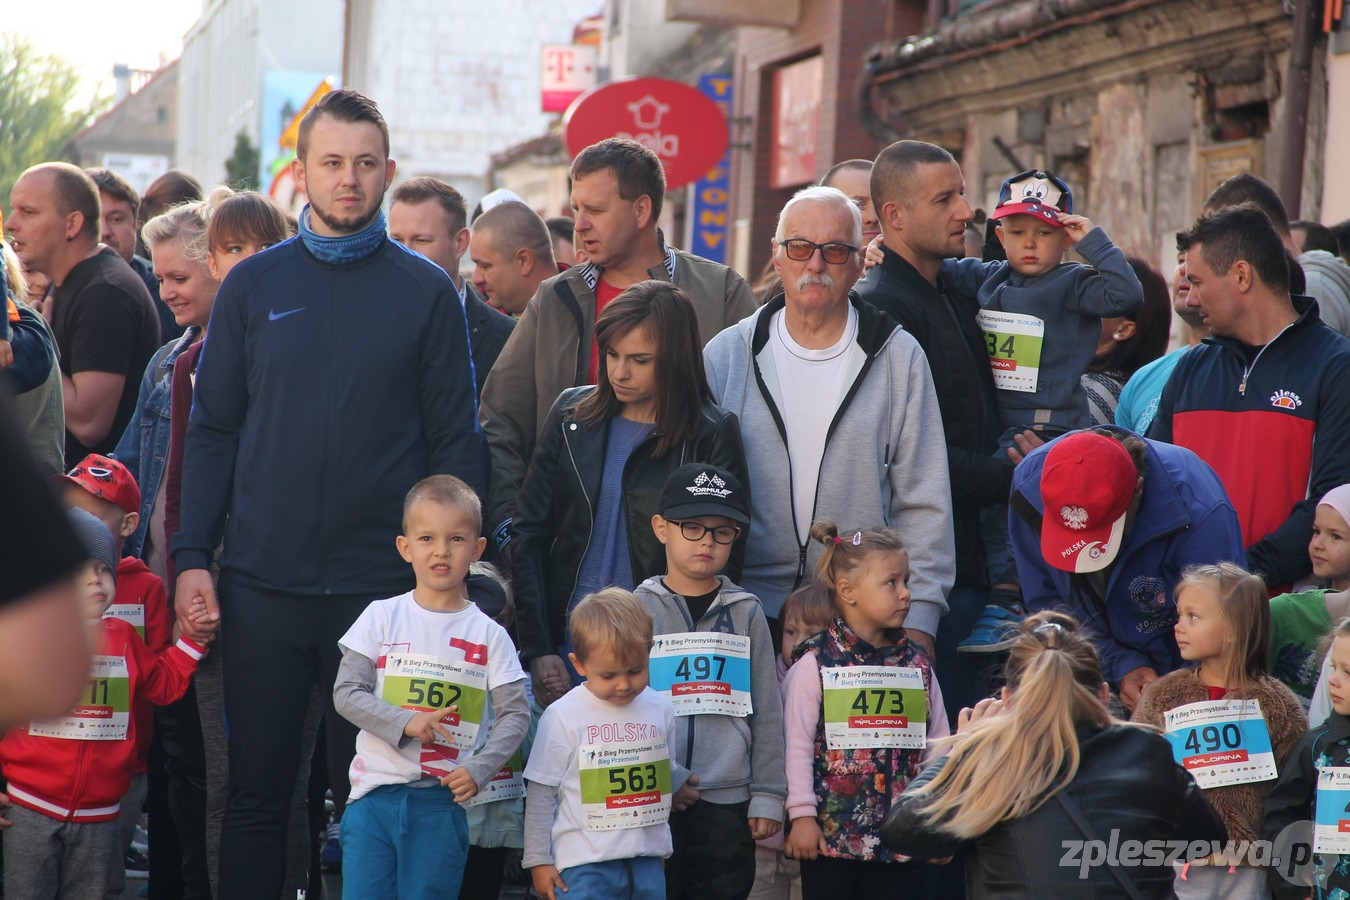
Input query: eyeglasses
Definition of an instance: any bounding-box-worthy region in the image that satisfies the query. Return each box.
[775,239,858,265]
[670,520,742,545]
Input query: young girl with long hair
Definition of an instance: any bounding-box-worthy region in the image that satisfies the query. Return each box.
[1133,563,1305,898]
[882,611,1225,899]
[512,281,749,707]
[780,520,949,898]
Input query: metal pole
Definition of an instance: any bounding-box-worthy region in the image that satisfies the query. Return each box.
[1278,0,1322,219]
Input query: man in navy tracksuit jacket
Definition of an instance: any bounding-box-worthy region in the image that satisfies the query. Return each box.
[172,90,487,898]
[1150,206,1350,592]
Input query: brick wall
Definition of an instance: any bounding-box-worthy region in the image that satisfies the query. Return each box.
[730,0,910,280]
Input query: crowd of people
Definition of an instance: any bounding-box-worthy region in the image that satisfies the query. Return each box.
[6,84,1350,900]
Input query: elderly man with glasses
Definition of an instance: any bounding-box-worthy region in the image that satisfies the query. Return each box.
[703,185,955,651]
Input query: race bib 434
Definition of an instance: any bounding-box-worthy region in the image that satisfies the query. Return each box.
[977,310,1044,394]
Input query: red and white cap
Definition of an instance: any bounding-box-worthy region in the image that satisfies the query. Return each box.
[1039,432,1137,574]
[63,454,142,515]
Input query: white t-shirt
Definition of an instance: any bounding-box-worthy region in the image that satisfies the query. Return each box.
[524,685,675,869]
[339,592,526,802]
[768,306,858,544]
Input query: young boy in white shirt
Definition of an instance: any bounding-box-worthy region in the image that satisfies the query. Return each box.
[333,475,529,897]
[524,588,694,900]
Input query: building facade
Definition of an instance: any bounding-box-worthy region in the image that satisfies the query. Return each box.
[861,0,1330,274]
[342,0,600,210]
[66,61,180,193]
[176,0,344,189]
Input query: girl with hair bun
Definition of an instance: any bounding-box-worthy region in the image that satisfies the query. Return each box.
[882,611,1226,899]
[780,519,950,897]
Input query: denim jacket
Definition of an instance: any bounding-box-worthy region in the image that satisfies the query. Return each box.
[114,328,200,559]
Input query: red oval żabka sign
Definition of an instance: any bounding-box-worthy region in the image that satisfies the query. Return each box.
[563,77,729,191]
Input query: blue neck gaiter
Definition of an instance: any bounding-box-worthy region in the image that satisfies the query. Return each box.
[298,204,387,265]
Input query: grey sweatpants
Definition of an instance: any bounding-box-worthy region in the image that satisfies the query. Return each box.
[104,771,148,898]
[3,803,120,900]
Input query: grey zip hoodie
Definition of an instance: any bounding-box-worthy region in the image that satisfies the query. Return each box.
[703,293,955,632]
[634,575,786,822]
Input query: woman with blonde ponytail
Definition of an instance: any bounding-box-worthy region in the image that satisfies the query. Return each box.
[881,611,1225,899]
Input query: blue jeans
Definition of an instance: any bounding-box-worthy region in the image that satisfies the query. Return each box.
[561,857,666,900]
[341,782,469,899]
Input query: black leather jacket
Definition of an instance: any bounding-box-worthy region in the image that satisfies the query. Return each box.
[882,723,1225,898]
[856,247,1011,587]
[512,387,749,662]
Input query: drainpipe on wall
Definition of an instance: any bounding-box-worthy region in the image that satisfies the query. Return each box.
[1278,0,1322,218]
[856,56,905,144]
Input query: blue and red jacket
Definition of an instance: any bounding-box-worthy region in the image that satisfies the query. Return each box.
[1149,296,1350,587]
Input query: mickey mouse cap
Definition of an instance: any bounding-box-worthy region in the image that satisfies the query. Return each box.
[660,464,750,525]
[991,169,1074,226]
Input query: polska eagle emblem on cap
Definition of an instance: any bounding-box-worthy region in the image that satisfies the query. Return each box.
[1060,506,1089,530]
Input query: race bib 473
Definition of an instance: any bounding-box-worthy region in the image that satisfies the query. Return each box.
[821,666,927,751]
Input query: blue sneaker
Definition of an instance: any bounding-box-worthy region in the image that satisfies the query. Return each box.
[320,820,341,872]
[957,602,1026,653]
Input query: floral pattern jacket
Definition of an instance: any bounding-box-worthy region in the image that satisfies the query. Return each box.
[800,618,935,862]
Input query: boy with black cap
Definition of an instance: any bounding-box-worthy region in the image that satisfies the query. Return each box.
[634,463,786,900]
[943,170,1145,652]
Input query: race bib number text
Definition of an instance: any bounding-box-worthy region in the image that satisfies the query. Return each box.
[1164,699,1278,789]
[577,739,672,831]
[30,656,131,741]
[977,310,1045,393]
[821,666,927,750]
[380,652,487,752]
[650,632,752,717]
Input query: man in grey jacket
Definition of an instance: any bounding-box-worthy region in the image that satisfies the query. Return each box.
[703,186,954,655]
[480,138,757,562]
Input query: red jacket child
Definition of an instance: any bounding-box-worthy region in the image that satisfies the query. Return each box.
[61,454,174,777]
[0,618,203,822]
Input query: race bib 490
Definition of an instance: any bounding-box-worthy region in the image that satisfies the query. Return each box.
[1163,699,1277,789]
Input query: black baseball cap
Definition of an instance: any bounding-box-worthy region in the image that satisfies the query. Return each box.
[659,464,750,525]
